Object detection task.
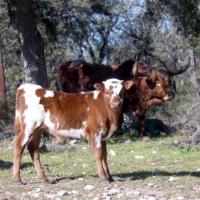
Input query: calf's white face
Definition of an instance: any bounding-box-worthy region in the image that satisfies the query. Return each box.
[103,79,124,109]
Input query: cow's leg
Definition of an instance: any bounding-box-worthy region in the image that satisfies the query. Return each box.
[101,141,114,182]
[138,114,146,137]
[89,136,108,181]
[27,130,48,183]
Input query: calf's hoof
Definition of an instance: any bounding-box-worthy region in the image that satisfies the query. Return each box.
[108,176,114,182]
[13,176,21,182]
[13,177,26,185]
[100,176,114,183]
[40,177,50,184]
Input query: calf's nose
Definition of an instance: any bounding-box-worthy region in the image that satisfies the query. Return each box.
[111,97,122,109]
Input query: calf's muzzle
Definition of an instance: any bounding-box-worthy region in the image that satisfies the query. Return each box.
[110,96,123,109]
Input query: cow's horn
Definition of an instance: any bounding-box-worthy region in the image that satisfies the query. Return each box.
[132,55,139,75]
[159,56,191,76]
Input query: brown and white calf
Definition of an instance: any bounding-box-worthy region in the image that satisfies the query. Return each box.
[13,79,133,183]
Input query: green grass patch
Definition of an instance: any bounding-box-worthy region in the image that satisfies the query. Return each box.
[1,135,200,183]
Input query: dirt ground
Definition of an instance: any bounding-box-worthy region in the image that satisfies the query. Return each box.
[1,172,200,200]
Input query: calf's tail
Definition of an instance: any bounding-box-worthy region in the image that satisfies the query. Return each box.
[14,88,24,135]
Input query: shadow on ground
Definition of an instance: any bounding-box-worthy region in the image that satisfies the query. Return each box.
[51,175,85,184]
[122,116,176,138]
[51,170,200,183]
[0,160,33,170]
[112,170,200,181]
[145,118,176,137]
[0,160,13,169]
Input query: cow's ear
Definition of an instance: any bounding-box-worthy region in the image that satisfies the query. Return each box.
[93,83,104,91]
[123,80,133,90]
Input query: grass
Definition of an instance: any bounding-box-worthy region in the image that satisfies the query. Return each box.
[1,134,200,181]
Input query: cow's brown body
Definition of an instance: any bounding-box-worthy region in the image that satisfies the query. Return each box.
[57,59,148,91]
[13,79,133,183]
[57,60,114,92]
[57,60,172,136]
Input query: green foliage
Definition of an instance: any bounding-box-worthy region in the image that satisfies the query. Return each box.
[161,0,200,38]
[175,79,196,96]
[1,0,200,134]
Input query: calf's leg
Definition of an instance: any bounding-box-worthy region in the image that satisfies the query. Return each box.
[13,133,27,182]
[27,130,48,183]
[101,141,114,182]
[89,136,108,181]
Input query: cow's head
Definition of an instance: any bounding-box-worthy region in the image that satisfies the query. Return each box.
[139,56,191,102]
[94,78,133,109]
[150,56,191,99]
[149,67,174,101]
[131,56,173,102]
[123,67,175,115]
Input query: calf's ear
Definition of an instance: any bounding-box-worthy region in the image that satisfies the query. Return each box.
[93,83,104,91]
[123,80,133,90]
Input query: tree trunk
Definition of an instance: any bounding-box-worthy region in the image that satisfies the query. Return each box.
[189,47,200,96]
[6,0,49,87]
[0,35,6,102]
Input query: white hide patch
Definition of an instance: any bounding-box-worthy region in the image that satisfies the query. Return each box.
[15,110,20,120]
[82,121,87,129]
[20,84,46,145]
[95,133,102,148]
[18,83,42,91]
[56,121,60,129]
[57,129,83,139]
[103,79,124,106]
[56,121,88,139]
[44,110,56,131]
[156,82,161,87]
[93,90,100,100]
[103,78,123,97]
[163,95,170,101]
[44,90,54,98]
[95,125,105,148]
